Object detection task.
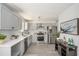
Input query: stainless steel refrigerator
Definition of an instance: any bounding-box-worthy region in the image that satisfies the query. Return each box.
[47,26,57,44]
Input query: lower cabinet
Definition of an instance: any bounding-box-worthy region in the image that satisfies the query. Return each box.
[0,35,32,56]
[0,40,25,56]
[0,42,21,56]
[28,35,32,47]
[20,40,25,56]
[11,42,21,56]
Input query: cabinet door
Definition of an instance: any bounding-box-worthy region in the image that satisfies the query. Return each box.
[1,5,19,30]
[0,4,1,29]
[10,13,22,30]
[11,14,19,30]
[18,17,22,30]
[20,40,25,55]
[1,5,13,29]
[11,42,21,56]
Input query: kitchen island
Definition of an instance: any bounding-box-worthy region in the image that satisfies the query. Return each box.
[0,32,35,56]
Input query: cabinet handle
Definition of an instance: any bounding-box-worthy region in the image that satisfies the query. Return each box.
[12,27,15,30]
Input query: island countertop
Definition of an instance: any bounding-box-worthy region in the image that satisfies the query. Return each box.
[0,32,35,47]
[0,30,46,47]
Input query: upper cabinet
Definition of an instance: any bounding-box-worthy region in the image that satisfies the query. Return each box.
[0,4,22,30]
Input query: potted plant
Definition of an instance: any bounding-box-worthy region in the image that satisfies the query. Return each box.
[53,32,60,38]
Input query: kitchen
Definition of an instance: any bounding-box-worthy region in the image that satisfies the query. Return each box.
[0,3,79,56]
[0,3,58,56]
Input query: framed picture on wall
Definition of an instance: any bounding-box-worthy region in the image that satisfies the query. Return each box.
[60,18,79,35]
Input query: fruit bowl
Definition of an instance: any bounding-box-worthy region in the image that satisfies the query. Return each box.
[0,33,7,44]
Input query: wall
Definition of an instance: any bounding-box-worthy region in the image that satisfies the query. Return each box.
[29,17,58,25]
[58,4,79,31]
[58,4,79,55]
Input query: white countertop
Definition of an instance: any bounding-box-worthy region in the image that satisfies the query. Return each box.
[0,32,35,47]
[0,30,47,47]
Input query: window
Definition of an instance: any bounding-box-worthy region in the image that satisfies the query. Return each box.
[24,21,28,30]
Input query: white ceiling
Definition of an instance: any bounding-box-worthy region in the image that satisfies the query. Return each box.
[7,3,74,20]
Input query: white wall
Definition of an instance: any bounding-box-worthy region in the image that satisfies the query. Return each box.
[29,17,58,26]
[58,4,79,55]
[58,4,79,31]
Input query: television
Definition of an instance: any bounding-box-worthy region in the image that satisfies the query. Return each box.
[60,18,79,35]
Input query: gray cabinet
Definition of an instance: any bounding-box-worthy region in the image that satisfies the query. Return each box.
[0,4,22,30]
[11,42,21,56]
[20,40,25,55]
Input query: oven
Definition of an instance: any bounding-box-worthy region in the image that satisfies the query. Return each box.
[37,36,44,41]
[37,32,44,41]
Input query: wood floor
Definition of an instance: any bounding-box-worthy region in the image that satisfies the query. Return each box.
[23,43,59,56]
